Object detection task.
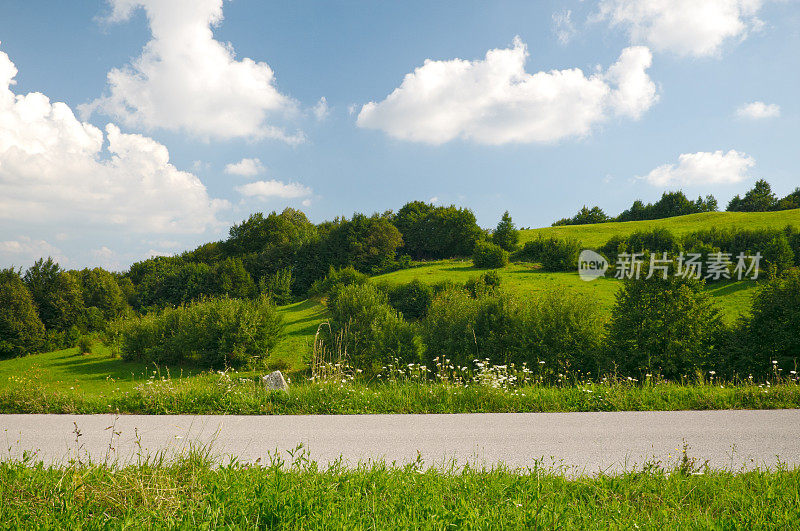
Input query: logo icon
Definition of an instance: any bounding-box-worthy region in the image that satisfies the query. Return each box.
[578,250,608,281]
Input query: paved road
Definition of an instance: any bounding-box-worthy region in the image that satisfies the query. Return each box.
[2,410,799,474]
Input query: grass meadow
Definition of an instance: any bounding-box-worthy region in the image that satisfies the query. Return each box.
[520,208,800,248]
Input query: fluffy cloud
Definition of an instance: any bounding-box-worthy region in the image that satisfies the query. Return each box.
[0,237,65,266]
[224,158,265,177]
[0,46,226,234]
[80,0,300,142]
[356,38,656,145]
[736,101,780,119]
[640,150,755,186]
[597,0,766,57]
[236,180,312,200]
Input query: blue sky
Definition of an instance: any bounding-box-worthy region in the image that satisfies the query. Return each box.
[0,0,798,270]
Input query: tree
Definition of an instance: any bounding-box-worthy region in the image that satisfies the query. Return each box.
[394,202,482,259]
[23,258,85,332]
[605,276,723,379]
[473,241,509,269]
[776,188,800,211]
[492,211,519,251]
[79,268,129,321]
[727,180,777,212]
[734,269,800,376]
[0,269,46,358]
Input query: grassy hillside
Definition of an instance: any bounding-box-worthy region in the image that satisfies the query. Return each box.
[521,209,800,248]
[0,300,328,395]
[2,210,790,396]
[374,260,756,321]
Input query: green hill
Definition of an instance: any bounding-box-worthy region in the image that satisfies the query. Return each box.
[520,209,800,248]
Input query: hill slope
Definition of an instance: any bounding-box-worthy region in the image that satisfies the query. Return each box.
[520,209,800,248]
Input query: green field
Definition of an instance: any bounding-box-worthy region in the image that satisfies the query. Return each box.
[521,208,800,248]
[375,260,756,321]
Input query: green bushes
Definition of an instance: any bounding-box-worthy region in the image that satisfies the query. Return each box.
[325,283,421,374]
[384,279,434,320]
[725,269,800,377]
[540,237,581,271]
[472,241,509,269]
[605,276,723,379]
[109,296,283,369]
[421,287,603,374]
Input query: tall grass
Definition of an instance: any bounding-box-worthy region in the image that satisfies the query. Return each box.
[1,447,798,528]
[1,372,798,415]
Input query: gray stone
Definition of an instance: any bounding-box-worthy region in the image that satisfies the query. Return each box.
[262,370,289,392]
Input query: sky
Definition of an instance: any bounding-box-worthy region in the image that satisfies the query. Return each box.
[0,0,798,270]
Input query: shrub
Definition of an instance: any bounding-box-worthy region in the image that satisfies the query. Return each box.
[464,271,502,297]
[540,237,581,272]
[260,268,293,305]
[386,280,434,320]
[76,336,92,355]
[326,283,421,374]
[309,266,369,302]
[0,269,46,358]
[605,276,723,379]
[110,296,283,369]
[472,241,509,269]
[422,287,603,375]
[727,269,800,377]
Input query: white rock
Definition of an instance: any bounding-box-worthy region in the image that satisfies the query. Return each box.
[262,370,289,392]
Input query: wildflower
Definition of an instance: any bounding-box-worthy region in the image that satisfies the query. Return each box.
[709,371,716,376]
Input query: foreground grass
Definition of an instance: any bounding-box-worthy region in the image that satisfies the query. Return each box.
[1,376,798,415]
[520,208,800,249]
[1,450,798,528]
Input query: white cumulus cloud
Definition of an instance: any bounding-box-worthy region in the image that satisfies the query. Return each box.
[356,38,656,145]
[236,180,312,200]
[0,45,226,235]
[640,150,755,186]
[0,237,65,266]
[736,101,780,119]
[597,0,766,57]
[80,0,301,142]
[224,158,265,177]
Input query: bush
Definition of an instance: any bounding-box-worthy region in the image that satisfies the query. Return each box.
[326,283,421,374]
[260,268,293,305]
[309,266,369,302]
[540,237,581,272]
[605,276,723,379]
[0,269,46,358]
[472,241,509,269]
[110,296,283,369]
[386,280,434,320]
[727,269,800,377]
[421,287,603,375]
[76,336,92,355]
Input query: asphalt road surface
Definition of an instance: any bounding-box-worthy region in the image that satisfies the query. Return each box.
[2,410,799,474]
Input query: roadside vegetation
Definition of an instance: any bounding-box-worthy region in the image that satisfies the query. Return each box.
[1,446,798,528]
[1,179,800,414]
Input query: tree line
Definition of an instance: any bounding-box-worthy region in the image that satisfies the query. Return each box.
[553,180,800,226]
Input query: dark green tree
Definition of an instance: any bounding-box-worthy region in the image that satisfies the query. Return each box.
[492,211,519,251]
[727,180,778,212]
[605,275,723,379]
[0,268,46,358]
[23,258,85,332]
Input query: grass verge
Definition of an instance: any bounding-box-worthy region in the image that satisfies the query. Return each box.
[1,376,798,415]
[1,448,798,528]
